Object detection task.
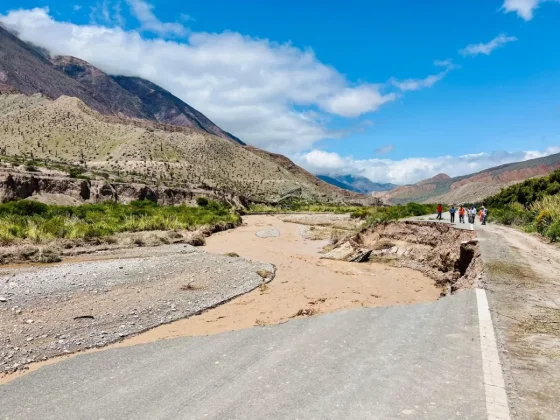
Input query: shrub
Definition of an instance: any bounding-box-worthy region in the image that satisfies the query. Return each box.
[545,220,560,242]
[0,200,238,245]
[67,167,88,179]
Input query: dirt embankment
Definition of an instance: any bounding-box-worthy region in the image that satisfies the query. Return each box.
[323,221,483,294]
[0,170,247,207]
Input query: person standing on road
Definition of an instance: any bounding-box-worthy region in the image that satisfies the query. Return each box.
[470,206,477,224]
[481,206,488,225]
[449,205,456,223]
[436,204,443,220]
[459,206,465,223]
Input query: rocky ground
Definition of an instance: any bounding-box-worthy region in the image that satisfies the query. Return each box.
[0,244,274,374]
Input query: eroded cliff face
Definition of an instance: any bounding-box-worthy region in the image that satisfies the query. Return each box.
[0,172,246,207]
[323,221,483,295]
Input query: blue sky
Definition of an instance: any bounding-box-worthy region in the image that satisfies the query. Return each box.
[1,0,559,184]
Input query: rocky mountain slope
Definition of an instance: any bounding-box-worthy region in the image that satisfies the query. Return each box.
[317,174,397,194]
[0,25,242,144]
[0,93,370,205]
[0,26,371,205]
[375,153,560,204]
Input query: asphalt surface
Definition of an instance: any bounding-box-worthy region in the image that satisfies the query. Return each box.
[1,291,485,420]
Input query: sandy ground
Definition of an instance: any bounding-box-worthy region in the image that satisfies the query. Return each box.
[115,214,440,346]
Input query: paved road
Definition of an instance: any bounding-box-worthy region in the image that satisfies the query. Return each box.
[1,292,486,420]
[406,213,482,231]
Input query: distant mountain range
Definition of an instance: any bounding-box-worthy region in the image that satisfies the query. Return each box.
[375,153,560,204]
[317,174,397,194]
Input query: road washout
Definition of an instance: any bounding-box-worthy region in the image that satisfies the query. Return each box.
[322,220,484,294]
[107,214,442,345]
[1,214,442,382]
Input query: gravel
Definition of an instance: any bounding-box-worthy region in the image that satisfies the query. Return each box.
[255,228,280,238]
[0,244,274,374]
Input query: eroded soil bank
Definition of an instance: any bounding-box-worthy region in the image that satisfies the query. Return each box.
[323,221,483,294]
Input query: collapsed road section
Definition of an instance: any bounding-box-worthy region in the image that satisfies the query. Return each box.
[323,221,483,295]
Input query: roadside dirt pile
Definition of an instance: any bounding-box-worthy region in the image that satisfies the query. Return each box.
[323,221,483,294]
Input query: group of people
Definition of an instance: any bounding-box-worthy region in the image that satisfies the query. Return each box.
[436,204,488,225]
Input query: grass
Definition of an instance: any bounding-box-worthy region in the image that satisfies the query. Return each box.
[248,199,437,228]
[351,202,438,228]
[489,195,560,242]
[247,202,362,214]
[485,168,560,242]
[0,199,239,246]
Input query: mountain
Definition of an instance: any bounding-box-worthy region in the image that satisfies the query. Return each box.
[0,91,374,204]
[0,25,376,205]
[317,174,397,194]
[0,25,242,144]
[376,153,560,204]
[110,76,244,144]
[0,24,106,110]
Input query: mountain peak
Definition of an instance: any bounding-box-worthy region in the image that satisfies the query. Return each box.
[418,173,451,184]
[0,25,243,144]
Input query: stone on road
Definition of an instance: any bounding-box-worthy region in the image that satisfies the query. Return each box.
[1,291,485,420]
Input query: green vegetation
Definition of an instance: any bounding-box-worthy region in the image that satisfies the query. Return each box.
[0,200,239,246]
[350,202,438,227]
[247,198,362,214]
[486,169,560,241]
[248,199,437,228]
[485,169,560,207]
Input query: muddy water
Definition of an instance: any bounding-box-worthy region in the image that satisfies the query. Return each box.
[1,214,440,383]
[107,215,440,345]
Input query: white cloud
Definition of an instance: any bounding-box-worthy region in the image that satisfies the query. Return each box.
[392,60,455,92]
[502,0,541,20]
[125,0,186,36]
[375,145,394,155]
[0,6,398,154]
[460,34,517,57]
[294,147,560,185]
[88,1,124,27]
[320,85,396,118]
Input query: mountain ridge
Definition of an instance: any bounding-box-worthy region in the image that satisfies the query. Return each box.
[317,174,397,194]
[0,26,376,205]
[375,153,560,204]
[0,25,243,144]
